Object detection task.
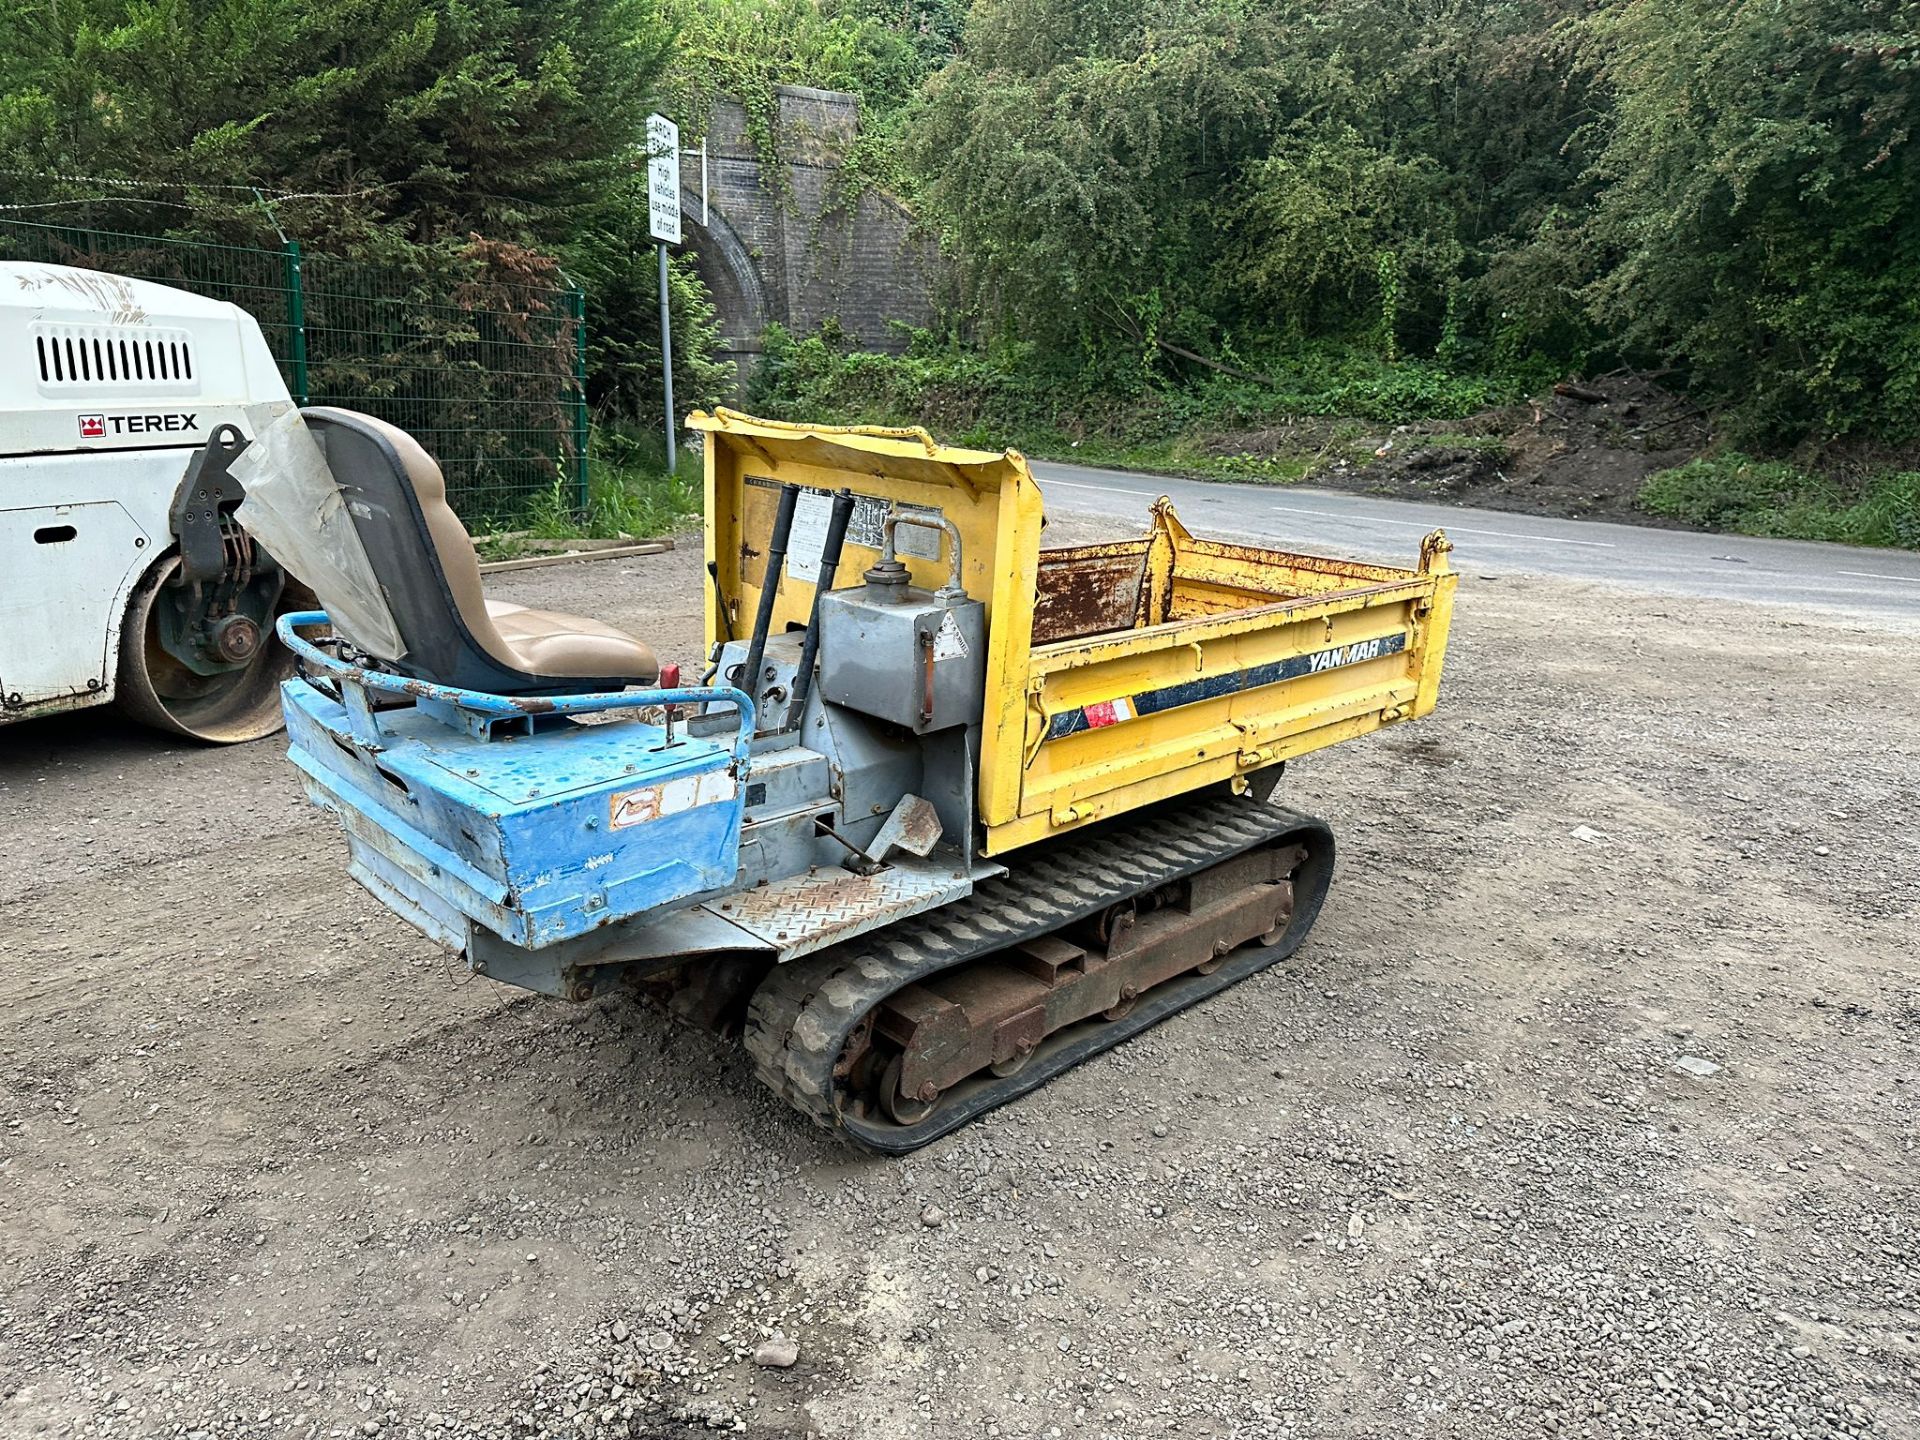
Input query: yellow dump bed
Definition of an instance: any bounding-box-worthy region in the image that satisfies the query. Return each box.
[690,410,1457,856]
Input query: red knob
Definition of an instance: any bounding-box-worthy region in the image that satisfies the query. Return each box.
[659,663,681,689]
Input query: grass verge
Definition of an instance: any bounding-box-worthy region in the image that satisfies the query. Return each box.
[475,427,703,560]
[1637,455,1920,550]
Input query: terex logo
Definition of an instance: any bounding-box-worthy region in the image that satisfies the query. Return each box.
[78,412,201,438]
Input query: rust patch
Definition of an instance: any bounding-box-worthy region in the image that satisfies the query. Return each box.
[876,846,1298,1099]
[1033,543,1149,644]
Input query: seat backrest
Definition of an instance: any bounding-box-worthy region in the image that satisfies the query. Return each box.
[301,407,609,696]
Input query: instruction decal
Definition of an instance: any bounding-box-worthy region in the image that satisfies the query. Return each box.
[746,475,941,583]
[1044,631,1410,740]
[785,490,835,583]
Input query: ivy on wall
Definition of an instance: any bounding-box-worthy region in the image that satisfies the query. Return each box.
[657,0,956,211]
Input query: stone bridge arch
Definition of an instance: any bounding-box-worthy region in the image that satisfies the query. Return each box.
[682,188,768,387]
[677,85,935,394]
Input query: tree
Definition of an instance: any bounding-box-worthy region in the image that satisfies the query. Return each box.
[900,0,1597,375]
[902,0,1299,366]
[0,0,724,427]
[0,0,673,253]
[1568,0,1920,442]
[569,237,732,420]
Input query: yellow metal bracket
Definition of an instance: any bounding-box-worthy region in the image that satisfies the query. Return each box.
[1419,528,1454,572]
[1022,691,1049,769]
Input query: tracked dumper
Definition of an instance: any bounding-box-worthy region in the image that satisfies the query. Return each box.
[265,408,1457,1151]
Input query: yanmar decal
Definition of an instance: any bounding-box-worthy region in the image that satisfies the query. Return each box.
[1045,632,1410,741]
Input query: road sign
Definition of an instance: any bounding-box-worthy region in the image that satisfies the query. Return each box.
[647,113,683,466]
[647,113,682,244]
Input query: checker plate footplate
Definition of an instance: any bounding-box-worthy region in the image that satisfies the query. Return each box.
[699,852,984,961]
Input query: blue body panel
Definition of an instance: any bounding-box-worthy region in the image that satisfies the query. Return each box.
[282,676,745,950]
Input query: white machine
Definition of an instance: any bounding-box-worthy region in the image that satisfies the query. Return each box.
[0,261,311,741]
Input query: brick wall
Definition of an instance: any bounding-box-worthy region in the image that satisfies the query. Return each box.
[685,85,936,393]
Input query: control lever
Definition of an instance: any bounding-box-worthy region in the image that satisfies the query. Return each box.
[784,488,856,731]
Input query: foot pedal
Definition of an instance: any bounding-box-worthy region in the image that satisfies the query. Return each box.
[866,794,942,865]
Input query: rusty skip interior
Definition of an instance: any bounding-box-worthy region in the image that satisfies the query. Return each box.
[1033,499,1412,647]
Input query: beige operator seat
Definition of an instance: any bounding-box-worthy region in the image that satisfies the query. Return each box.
[301,407,658,696]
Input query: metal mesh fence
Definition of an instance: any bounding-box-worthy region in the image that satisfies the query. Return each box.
[0,219,588,525]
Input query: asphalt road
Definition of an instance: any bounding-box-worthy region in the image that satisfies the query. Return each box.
[1030,458,1920,630]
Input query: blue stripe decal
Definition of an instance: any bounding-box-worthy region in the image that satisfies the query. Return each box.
[1044,631,1409,741]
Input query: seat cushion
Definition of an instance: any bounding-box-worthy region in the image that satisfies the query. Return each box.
[483,600,659,684]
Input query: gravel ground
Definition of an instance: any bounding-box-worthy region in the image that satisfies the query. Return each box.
[2,508,1916,1440]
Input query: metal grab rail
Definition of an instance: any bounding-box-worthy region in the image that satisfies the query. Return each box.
[275,611,757,770]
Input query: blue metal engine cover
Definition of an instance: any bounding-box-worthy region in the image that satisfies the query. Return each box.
[282,677,743,950]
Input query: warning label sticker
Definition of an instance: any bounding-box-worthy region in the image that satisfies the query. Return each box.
[931,610,969,661]
[785,490,833,583]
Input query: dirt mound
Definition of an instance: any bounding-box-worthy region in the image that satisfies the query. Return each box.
[1328,374,1711,522]
[1195,375,1712,524]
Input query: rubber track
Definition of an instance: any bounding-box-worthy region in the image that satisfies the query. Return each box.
[743,794,1335,1154]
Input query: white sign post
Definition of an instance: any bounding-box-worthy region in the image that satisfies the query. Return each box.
[646,114,682,470]
[647,113,682,244]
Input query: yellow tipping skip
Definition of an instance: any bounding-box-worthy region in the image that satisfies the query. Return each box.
[689,408,1457,856]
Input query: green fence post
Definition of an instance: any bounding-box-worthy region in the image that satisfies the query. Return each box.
[570,285,590,512]
[283,239,310,405]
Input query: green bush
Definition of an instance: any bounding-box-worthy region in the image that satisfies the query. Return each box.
[748,325,1528,441]
[1572,0,1920,446]
[1638,455,1920,549]
[515,425,702,542]
[747,324,1097,434]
